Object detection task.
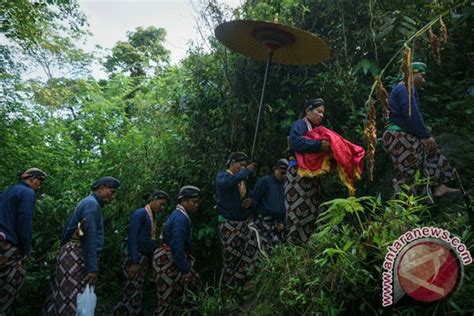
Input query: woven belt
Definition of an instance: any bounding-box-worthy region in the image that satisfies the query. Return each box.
[67,239,81,246]
[160,243,171,251]
[160,243,190,256]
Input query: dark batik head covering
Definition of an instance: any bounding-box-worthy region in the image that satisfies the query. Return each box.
[275,158,289,171]
[226,152,248,167]
[411,62,427,74]
[304,98,325,112]
[177,185,200,201]
[18,168,47,181]
[148,189,169,201]
[91,176,120,191]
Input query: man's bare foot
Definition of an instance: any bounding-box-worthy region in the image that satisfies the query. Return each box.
[433,184,460,197]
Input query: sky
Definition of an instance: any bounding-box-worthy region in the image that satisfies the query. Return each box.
[78,0,242,78]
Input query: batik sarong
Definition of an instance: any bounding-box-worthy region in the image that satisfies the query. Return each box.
[285,165,323,244]
[42,242,88,316]
[152,246,198,316]
[113,250,150,316]
[382,130,455,196]
[0,246,25,313]
[252,214,285,254]
[218,220,259,287]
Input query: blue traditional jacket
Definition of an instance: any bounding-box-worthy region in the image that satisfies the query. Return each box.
[289,119,323,155]
[60,194,104,272]
[388,83,431,139]
[163,206,192,273]
[127,207,157,263]
[250,174,285,221]
[216,169,252,221]
[0,181,36,256]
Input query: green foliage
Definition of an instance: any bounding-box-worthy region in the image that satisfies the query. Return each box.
[104,26,170,77]
[245,194,474,314]
[0,0,86,43]
[1,0,90,80]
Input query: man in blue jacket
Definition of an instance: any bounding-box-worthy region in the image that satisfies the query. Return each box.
[114,189,168,316]
[43,176,120,315]
[382,62,458,200]
[216,152,259,288]
[251,159,288,253]
[0,168,47,313]
[153,185,200,315]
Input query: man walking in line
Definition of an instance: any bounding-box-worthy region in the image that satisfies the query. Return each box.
[0,168,47,313]
[43,176,120,315]
[114,189,168,315]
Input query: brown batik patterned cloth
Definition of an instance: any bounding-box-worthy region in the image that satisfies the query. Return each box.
[42,242,88,316]
[252,214,285,254]
[0,246,25,314]
[152,246,198,316]
[382,130,454,195]
[218,220,259,287]
[113,250,149,316]
[284,165,323,244]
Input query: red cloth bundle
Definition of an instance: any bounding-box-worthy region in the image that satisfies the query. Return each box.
[295,125,365,196]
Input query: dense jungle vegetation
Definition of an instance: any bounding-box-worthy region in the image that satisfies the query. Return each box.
[1,0,473,314]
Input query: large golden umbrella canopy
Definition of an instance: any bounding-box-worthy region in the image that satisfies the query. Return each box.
[215,20,330,65]
[215,20,330,159]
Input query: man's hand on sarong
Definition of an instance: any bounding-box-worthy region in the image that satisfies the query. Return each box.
[421,137,437,156]
[321,140,331,152]
[128,263,141,278]
[85,272,98,285]
[181,271,197,284]
[276,223,285,232]
[241,198,253,209]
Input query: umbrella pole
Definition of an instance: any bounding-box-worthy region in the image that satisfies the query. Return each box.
[250,51,273,161]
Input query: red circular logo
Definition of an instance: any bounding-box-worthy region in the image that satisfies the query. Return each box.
[397,241,460,302]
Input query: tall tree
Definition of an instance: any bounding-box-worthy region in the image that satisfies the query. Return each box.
[104,26,170,78]
[0,0,88,77]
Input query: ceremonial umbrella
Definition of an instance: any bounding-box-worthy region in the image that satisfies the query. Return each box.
[215,20,330,160]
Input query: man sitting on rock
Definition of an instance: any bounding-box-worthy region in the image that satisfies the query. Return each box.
[382,62,459,200]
